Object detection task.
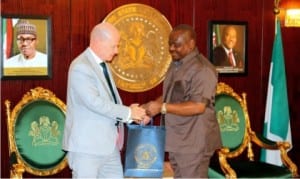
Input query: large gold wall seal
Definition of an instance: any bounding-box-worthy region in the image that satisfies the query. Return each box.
[103,3,172,92]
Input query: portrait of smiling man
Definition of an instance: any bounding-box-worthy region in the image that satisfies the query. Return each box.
[4,20,48,68]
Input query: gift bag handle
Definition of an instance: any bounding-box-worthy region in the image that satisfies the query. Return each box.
[140,116,164,127]
[141,118,154,126]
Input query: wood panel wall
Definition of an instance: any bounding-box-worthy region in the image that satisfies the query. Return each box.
[1,0,299,177]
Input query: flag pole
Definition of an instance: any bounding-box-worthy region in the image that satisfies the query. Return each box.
[261,0,293,166]
[273,0,280,15]
[274,0,280,34]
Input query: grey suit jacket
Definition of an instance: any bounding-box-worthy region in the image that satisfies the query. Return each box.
[63,48,130,156]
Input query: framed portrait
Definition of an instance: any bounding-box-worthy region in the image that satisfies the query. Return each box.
[208,21,248,75]
[1,15,52,79]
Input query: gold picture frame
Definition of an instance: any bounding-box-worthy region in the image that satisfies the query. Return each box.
[208,21,248,75]
[1,15,52,79]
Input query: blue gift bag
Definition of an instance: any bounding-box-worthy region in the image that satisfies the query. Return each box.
[124,121,166,178]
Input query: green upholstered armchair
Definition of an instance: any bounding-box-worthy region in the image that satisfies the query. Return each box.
[208,82,298,178]
[5,87,67,178]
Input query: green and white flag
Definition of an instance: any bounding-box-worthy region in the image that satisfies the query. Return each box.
[2,18,12,60]
[260,19,292,166]
[2,18,19,60]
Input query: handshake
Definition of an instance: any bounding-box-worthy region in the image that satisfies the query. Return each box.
[129,99,163,125]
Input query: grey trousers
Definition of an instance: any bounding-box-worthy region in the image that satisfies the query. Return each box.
[67,147,123,178]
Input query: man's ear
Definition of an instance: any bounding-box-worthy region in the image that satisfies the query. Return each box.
[189,39,196,49]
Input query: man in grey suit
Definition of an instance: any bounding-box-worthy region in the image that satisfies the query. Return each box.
[63,22,149,178]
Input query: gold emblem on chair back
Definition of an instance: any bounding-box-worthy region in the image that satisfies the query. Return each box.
[5,87,67,178]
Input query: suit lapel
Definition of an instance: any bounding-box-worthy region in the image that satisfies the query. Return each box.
[84,49,122,104]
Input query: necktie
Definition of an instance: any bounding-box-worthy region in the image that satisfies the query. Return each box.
[100,62,117,104]
[100,63,122,148]
[228,51,235,67]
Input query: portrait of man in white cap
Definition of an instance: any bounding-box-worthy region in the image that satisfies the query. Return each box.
[4,19,48,69]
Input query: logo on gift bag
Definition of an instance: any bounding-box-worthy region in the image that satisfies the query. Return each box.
[134,143,157,168]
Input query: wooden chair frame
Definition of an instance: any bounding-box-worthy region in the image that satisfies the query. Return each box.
[5,87,67,178]
[214,82,298,178]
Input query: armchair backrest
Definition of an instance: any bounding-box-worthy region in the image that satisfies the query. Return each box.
[5,87,67,177]
[209,82,298,178]
[215,82,252,158]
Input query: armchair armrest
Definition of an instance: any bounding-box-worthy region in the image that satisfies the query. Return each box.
[249,130,298,177]
[249,130,290,150]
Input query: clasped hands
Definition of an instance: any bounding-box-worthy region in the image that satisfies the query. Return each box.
[130,100,162,125]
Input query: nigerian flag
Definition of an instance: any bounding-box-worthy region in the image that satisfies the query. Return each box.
[2,18,13,60]
[260,19,292,166]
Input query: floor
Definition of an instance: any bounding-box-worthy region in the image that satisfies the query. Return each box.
[163,162,174,178]
[125,162,174,179]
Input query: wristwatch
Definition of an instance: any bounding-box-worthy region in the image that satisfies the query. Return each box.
[161,103,167,114]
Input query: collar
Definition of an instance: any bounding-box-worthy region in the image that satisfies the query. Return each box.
[222,45,232,54]
[88,47,104,64]
[172,48,199,67]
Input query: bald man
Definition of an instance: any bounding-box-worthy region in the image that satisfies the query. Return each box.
[212,25,244,68]
[63,22,149,178]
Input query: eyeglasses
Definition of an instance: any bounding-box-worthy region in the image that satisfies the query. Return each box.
[17,37,36,44]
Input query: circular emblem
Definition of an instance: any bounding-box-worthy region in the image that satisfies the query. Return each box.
[134,143,157,169]
[103,3,172,92]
